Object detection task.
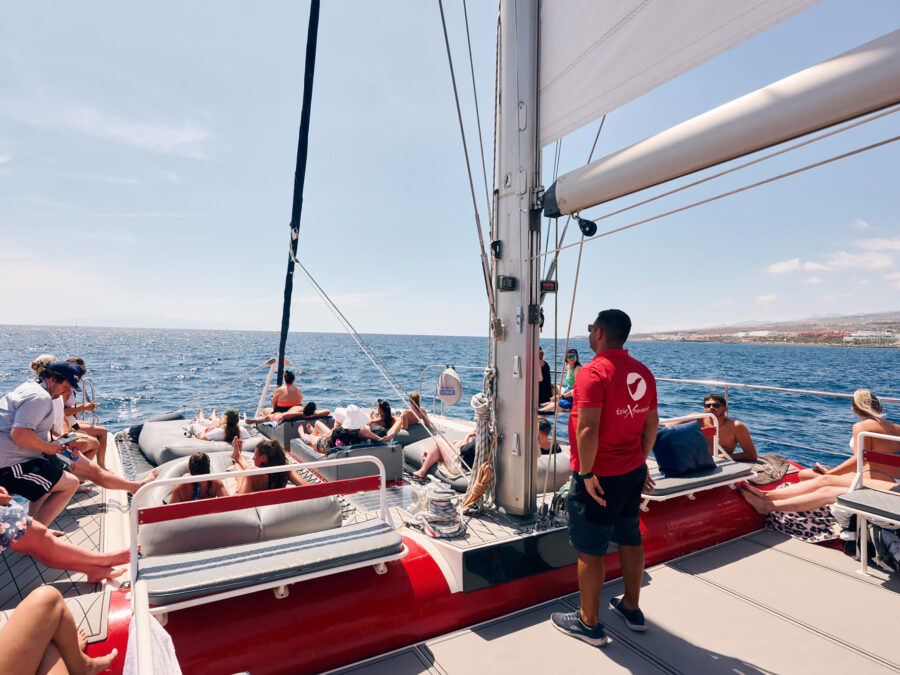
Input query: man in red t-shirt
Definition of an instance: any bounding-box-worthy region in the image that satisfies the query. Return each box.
[551,309,659,646]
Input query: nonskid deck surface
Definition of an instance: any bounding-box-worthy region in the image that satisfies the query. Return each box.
[333,530,900,675]
[0,485,111,643]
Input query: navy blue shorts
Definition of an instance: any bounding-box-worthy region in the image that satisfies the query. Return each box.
[566,464,646,556]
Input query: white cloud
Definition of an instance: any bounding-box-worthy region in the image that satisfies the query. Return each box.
[0,97,209,159]
[766,251,893,275]
[767,258,801,274]
[851,219,871,230]
[804,277,823,284]
[0,153,10,164]
[166,172,180,184]
[855,237,900,251]
[886,272,900,289]
[756,294,776,304]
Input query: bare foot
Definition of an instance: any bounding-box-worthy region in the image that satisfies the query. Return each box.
[76,485,95,494]
[49,529,65,537]
[738,482,766,499]
[738,487,774,515]
[86,566,126,584]
[77,626,89,652]
[84,647,118,675]
[305,423,314,434]
[196,408,204,420]
[105,548,130,566]
[412,469,427,479]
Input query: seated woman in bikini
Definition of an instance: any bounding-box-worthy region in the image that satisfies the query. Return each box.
[413,430,476,479]
[230,438,307,492]
[538,348,581,413]
[170,452,228,503]
[739,390,900,514]
[263,370,303,415]
[385,392,432,437]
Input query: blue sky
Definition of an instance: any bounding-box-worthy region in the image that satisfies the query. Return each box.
[1,1,898,337]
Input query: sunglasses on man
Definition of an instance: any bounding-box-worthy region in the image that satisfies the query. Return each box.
[704,402,723,409]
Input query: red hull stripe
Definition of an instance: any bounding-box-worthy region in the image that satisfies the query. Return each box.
[138,475,380,525]
[865,449,900,467]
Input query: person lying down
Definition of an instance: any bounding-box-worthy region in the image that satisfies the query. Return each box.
[184,408,250,441]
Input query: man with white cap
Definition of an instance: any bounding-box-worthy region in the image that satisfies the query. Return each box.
[298,404,384,453]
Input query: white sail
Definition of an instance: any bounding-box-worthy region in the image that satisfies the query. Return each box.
[539,0,818,147]
[543,29,900,217]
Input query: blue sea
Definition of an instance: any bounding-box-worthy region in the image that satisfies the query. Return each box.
[1,325,898,469]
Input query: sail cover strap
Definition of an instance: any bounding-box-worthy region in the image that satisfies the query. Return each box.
[539,0,817,146]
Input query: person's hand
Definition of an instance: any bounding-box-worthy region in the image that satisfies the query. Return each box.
[814,463,830,475]
[88,401,98,411]
[643,466,655,493]
[0,486,11,506]
[583,474,606,506]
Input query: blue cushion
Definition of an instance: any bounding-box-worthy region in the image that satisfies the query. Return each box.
[652,422,716,477]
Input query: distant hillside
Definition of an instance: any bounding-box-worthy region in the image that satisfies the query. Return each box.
[633,310,900,341]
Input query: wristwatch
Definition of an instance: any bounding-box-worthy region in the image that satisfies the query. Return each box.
[578,471,594,480]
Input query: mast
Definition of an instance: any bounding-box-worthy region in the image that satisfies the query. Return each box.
[276,0,321,385]
[491,0,541,516]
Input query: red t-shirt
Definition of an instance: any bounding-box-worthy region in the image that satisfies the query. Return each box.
[568,349,657,476]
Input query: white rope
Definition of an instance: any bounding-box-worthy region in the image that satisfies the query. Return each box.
[534,134,900,261]
[165,360,273,415]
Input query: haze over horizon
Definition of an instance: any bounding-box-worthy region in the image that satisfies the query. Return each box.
[2,1,899,337]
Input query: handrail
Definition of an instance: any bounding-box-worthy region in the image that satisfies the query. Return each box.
[132,580,155,675]
[656,377,900,403]
[850,431,900,490]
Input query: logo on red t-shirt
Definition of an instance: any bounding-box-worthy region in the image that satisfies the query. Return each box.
[626,372,647,401]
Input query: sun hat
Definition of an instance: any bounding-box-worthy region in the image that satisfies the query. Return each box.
[340,404,369,430]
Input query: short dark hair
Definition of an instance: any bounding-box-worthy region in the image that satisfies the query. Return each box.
[704,393,727,407]
[284,371,295,385]
[302,401,317,416]
[538,418,552,433]
[594,309,631,346]
[188,452,211,476]
[37,368,65,385]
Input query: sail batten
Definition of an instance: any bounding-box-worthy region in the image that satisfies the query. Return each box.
[543,29,900,218]
[539,0,818,147]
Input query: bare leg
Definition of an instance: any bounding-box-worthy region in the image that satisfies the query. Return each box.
[577,552,605,627]
[313,420,331,435]
[757,473,852,501]
[0,586,118,675]
[413,442,442,478]
[618,544,645,613]
[69,460,158,494]
[30,472,79,526]
[78,424,108,469]
[12,520,128,582]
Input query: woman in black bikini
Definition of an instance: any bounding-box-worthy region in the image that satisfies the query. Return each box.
[170,452,228,503]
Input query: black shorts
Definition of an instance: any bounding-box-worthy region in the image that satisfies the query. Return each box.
[566,463,647,556]
[0,458,66,501]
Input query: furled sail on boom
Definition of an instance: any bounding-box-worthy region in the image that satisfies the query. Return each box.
[539,0,818,147]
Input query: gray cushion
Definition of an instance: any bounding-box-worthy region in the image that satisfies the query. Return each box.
[392,424,431,447]
[137,451,343,556]
[402,432,469,492]
[648,458,753,497]
[837,487,900,522]
[140,520,403,605]
[290,439,404,483]
[139,419,264,465]
[537,451,571,492]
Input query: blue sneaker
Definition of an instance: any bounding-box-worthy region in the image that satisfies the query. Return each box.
[550,611,610,646]
[609,596,647,632]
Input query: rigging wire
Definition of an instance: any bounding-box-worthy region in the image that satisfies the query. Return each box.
[295,366,376,406]
[533,134,900,261]
[541,139,563,279]
[437,0,497,324]
[542,116,605,291]
[462,0,492,228]
[165,360,273,415]
[547,103,900,253]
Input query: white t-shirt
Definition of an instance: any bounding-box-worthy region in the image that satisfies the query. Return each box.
[52,396,66,436]
[65,391,77,426]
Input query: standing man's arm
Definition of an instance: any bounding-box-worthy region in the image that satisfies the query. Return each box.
[730,421,758,461]
[576,406,606,506]
[640,409,659,493]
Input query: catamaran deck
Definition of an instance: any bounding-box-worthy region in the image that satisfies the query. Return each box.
[333,529,900,674]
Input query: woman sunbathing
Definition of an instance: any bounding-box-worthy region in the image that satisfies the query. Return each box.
[186,408,249,442]
[413,430,476,479]
[0,585,119,675]
[170,452,229,503]
[739,389,900,514]
[1,487,127,583]
[385,392,432,437]
[231,438,306,492]
[246,401,331,425]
